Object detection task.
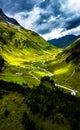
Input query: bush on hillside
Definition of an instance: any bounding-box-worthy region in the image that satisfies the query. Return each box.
[0,55,5,72]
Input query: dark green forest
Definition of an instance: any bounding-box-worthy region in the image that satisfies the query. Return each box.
[0,77,80,130]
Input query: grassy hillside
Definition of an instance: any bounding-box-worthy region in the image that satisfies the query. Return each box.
[0,19,80,94]
[64,38,80,63]
[0,11,80,130]
[0,20,59,87]
[45,39,80,96]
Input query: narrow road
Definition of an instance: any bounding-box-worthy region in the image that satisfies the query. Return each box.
[55,83,74,91]
[38,66,54,77]
[55,83,77,95]
[29,71,40,81]
[65,69,75,82]
[39,66,77,95]
[30,64,77,95]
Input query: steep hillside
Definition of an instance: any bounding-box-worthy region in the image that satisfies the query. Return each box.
[0,9,58,86]
[0,9,80,93]
[48,35,80,48]
[64,38,80,63]
[0,8,55,64]
[44,39,80,96]
[0,8,53,54]
[0,9,80,130]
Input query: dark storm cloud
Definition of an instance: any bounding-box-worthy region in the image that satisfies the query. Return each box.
[0,0,63,15]
[35,14,50,25]
[36,14,64,35]
[0,0,36,13]
[40,0,49,9]
[49,1,62,16]
[40,0,63,16]
[38,28,50,34]
[0,0,80,39]
[66,17,80,30]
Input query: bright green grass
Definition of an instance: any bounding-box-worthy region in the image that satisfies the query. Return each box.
[54,64,71,75]
[0,15,80,130]
[0,20,80,96]
[35,70,49,76]
[0,21,59,86]
[0,65,40,87]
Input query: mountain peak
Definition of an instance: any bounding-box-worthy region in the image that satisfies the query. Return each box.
[0,8,5,20]
[0,8,20,26]
[48,34,80,48]
[0,8,3,13]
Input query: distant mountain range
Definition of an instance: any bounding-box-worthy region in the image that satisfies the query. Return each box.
[48,35,80,48]
[0,8,20,26]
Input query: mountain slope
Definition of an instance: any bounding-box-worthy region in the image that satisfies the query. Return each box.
[0,8,20,26]
[48,34,80,48]
[0,9,55,64]
[0,9,58,86]
[44,38,80,96]
[0,9,80,130]
[0,21,54,65]
[64,38,80,63]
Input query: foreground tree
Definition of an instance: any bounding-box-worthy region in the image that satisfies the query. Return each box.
[0,55,5,72]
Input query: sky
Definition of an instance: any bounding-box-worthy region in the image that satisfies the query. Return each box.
[0,0,80,40]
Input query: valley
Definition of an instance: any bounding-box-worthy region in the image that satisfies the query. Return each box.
[0,9,80,130]
[0,21,80,95]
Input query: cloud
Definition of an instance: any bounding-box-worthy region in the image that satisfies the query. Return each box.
[42,28,63,40]
[42,26,80,40]
[61,0,80,14]
[12,7,42,30]
[0,0,41,13]
[66,17,80,30]
[0,0,80,39]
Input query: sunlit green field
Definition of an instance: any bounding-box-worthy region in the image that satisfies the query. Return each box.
[1,44,80,96]
[0,47,60,86]
[0,21,80,95]
[0,21,55,86]
[0,18,80,130]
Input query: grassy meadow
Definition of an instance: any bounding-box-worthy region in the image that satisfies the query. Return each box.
[0,19,80,130]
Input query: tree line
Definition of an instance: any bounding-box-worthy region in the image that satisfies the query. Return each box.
[0,76,80,129]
